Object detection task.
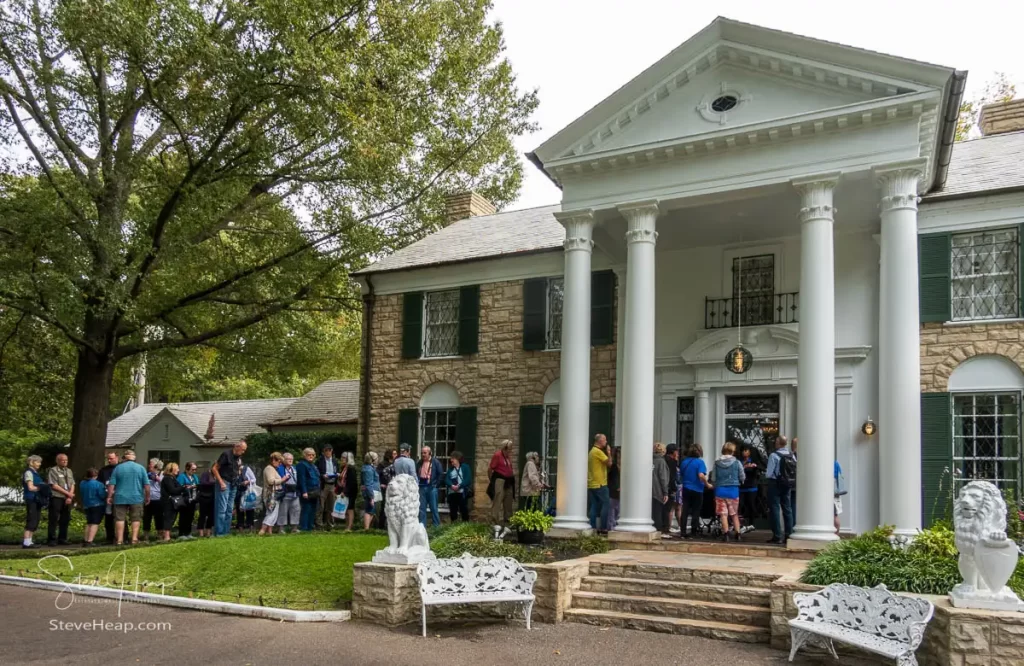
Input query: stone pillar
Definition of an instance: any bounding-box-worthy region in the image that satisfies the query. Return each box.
[789,174,840,546]
[613,201,659,536]
[551,210,595,533]
[695,389,713,469]
[875,160,925,539]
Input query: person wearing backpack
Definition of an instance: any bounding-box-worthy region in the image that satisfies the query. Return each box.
[764,435,796,544]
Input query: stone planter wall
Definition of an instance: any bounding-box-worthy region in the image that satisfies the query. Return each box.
[529,558,591,624]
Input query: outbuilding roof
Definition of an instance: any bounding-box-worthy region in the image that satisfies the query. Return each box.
[261,379,359,427]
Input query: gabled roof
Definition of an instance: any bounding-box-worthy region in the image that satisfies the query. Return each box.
[354,204,563,275]
[105,398,297,449]
[261,379,360,427]
[922,131,1024,201]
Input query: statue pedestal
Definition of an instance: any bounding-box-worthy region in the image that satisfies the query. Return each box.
[371,549,436,565]
[949,584,1024,612]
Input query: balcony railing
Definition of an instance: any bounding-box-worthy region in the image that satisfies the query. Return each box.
[704,292,799,330]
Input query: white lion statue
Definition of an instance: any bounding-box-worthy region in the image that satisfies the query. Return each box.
[372,473,436,565]
[949,480,1023,611]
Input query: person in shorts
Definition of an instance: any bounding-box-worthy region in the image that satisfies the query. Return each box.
[106,449,150,545]
[79,468,108,547]
[711,441,745,542]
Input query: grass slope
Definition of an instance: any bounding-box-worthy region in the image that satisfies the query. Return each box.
[0,532,387,607]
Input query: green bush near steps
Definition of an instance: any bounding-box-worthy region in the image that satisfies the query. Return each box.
[429,521,608,563]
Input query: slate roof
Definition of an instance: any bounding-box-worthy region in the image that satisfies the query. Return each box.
[105,398,297,449]
[261,379,359,427]
[355,204,564,274]
[924,131,1024,201]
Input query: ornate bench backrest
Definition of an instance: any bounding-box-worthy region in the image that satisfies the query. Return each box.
[793,584,934,648]
[417,553,537,599]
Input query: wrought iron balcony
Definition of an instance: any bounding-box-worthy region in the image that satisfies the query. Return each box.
[704,292,799,330]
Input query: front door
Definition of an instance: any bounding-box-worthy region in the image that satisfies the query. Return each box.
[724,394,780,529]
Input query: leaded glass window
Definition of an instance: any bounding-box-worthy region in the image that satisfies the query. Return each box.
[732,255,775,326]
[677,398,695,450]
[951,229,1019,322]
[952,393,1020,494]
[423,290,459,357]
[543,405,559,495]
[546,277,564,350]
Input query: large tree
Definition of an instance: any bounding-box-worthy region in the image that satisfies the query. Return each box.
[0,0,536,476]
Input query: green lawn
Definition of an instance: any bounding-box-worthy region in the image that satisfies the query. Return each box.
[0,532,387,608]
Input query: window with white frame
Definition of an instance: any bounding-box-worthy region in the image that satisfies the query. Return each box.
[423,290,460,357]
[420,382,459,508]
[952,393,1021,494]
[546,277,564,350]
[951,228,1019,322]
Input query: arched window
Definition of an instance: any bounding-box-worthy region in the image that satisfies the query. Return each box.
[949,355,1024,493]
[419,382,459,464]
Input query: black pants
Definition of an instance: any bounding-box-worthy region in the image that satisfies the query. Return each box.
[178,502,196,536]
[197,497,214,530]
[47,497,71,543]
[683,489,703,537]
[660,499,675,534]
[652,499,666,532]
[143,501,163,533]
[104,510,116,543]
[448,493,470,522]
[378,487,388,531]
[740,491,758,527]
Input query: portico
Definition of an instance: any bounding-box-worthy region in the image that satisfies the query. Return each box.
[531,17,959,543]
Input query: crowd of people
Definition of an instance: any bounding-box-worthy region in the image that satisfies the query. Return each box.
[20,432,844,549]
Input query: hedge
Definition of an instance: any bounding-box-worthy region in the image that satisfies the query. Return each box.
[244,431,358,463]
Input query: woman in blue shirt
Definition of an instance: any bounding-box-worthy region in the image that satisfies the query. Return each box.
[679,443,712,539]
[80,468,107,547]
[360,452,381,530]
[176,462,199,538]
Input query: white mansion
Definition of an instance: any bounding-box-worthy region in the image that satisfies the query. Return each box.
[355,17,1024,546]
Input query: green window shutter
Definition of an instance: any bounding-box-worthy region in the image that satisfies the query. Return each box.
[921,392,953,527]
[523,278,547,350]
[401,292,423,359]
[1019,224,1024,318]
[919,233,951,323]
[519,405,544,478]
[398,409,419,449]
[591,270,615,346]
[455,407,477,477]
[589,402,615,447]
[458,285,480,355]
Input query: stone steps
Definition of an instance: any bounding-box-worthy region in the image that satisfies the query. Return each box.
[571,590,771,627]
[579,575,772,606]
[564,607,772,643]
[587,561,779,589]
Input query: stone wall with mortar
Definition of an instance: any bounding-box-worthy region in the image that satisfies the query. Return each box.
[361,280,618,516]
[920,322,1024,393]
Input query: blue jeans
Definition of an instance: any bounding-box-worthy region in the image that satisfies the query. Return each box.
[419,486,439,526]
[768,484,794,540]
[214,485,237,536]
[587,486,609,531]
[299,497,318,531]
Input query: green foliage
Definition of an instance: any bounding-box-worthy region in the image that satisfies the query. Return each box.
[429,521,608,563]
[802,525,1024,597]
[907,523,957,559]
[508,508,554,533]
[0,431,67,491]
[0,505,88,544]
[244,431,358,463]
[956,73,1018,141]
[1004,488,1024,544]
[547,534,610,559]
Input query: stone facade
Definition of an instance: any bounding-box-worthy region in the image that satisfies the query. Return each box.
[360,279,617,512]
[920,322,1024,393]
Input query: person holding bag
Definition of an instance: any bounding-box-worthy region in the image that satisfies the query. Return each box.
[335,453,358,531]
[360,452,381,530]
[259,452,284,535]
[176,462,199,538]
[159,463,185,542]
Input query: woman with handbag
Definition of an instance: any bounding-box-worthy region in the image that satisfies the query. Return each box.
[360,452,381,530]
[176,462,199,538]
[196,469,216,537]
[259,452,284,535]
[235,464,258,533]
[335,453,358,531]
[446,451,473,522]
[159,463,185,541]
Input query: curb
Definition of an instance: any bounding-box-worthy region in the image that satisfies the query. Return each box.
[0,575,350,622]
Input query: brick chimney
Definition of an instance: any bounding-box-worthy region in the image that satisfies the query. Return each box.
[445,191,495,223]
[979,98,1024,136]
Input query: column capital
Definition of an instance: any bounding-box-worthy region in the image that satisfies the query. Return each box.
[554,209,595,253]
[874,159,926,213]
[792,172,841,224]
[617,200,659,245]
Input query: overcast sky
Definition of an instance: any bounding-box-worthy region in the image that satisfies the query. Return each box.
[491,0,1024,210]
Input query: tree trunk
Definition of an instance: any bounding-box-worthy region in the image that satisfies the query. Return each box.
[68,348,117,479]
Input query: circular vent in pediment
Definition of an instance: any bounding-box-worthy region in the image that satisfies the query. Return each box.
[697,84,751,124]
[711,95,738,113]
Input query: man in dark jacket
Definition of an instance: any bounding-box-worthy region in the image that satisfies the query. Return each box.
[315,445,339,529]
[98,452,120,544]
[663,444,680,537]
[295,448,321,532]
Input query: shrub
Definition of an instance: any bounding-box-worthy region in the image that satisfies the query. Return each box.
[508,509,554,533]
[431,522,537,561]
[548,534,609,559]
[244,431,357,462]
[908,523,957,559]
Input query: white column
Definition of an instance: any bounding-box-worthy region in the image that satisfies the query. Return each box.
[790,174,841,545]
[614,268,627,450]
[695,389,713,469]
[614,201,659,533]
[551,210,595,532]
[875,161,925,539]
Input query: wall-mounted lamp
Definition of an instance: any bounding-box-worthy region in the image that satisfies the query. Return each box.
[861,418,876,437]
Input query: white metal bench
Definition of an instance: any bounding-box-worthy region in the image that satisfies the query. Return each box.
[789,583,934,666]
[415,553,537,637]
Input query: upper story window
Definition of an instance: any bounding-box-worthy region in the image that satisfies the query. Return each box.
[951,228,1020,322]
[423,290,460,357]
[545,277,564,350]
[522,271,614,351]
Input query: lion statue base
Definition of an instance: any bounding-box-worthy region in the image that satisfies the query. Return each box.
[949,480,1024,612]
[372,473,436,565]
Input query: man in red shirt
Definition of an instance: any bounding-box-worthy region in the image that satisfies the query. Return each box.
[488,440,515,533]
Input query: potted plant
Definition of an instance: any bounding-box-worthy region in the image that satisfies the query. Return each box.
[509,503,554,545]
